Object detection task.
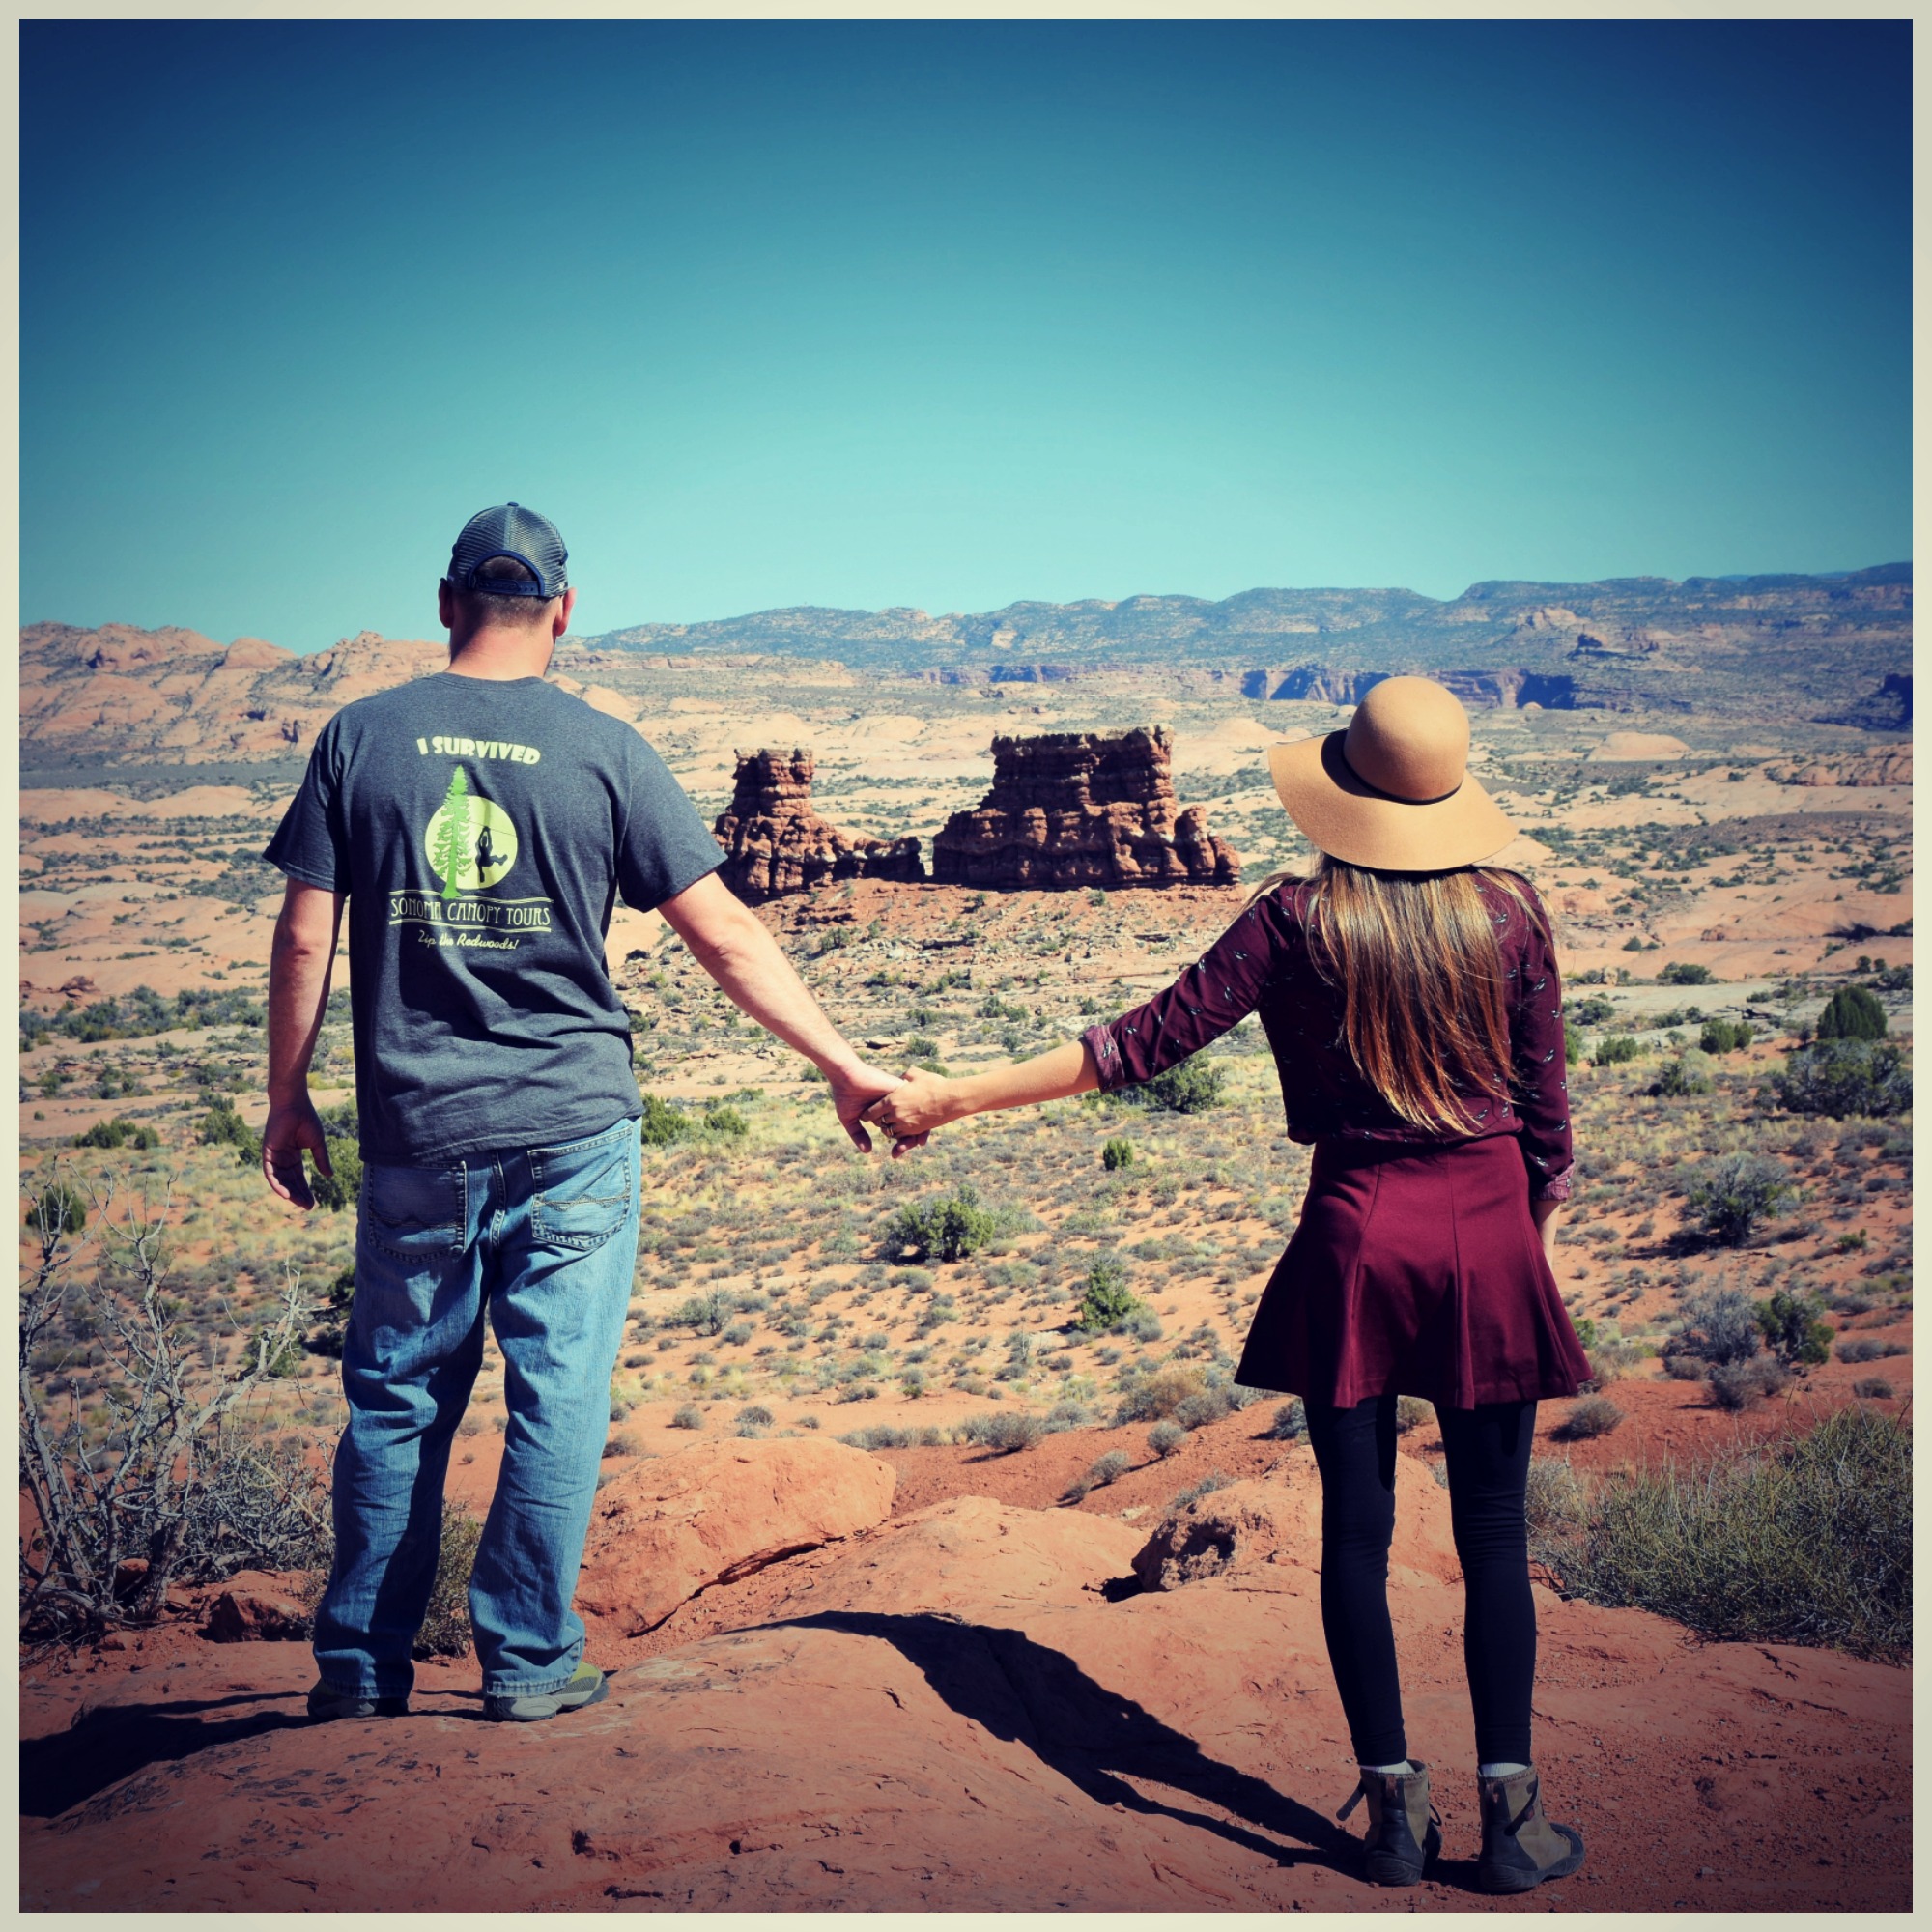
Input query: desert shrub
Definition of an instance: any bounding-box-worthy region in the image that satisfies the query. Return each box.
[1816,985,1888,1042]
[1147,1420,1188,1459]
[1852,1378,1894,1400]
[1706,1353,1790,1411]
[1585,1336,1647,1386]
[1113,1363,1208,1424]
[1523,1456,1590,1550]
[1115,1060,1225,1114]
[1393,1396,1435,1435]
[1075,1255,1144,1333]
[639,1094,696,1147]
[1167,1470,1231,1514]
[20,1193,319,1639]
[1102,1137,1135,1171]
[308,1139,364,1213]
[701,1105,750,1138]
[1774,1040,1912,1119]
[668,1289,733,1335]
[735,1403,775,1433]
[415,1505,484,1659]
[1653,1051,1715,1098]
[889,1184,999,1263]
[1173,1389,1235,1430]
[1698,1018,1753,1055]
[1267,1398,1307,1440]
[1667,1287,1763,1368]
[959,1410,1045,1454]
[1554,1396,1624,1441]
[71,1118,160,1151]
[670,1404,705,1430]
[840,1424,945,1450]
[1754,1289,1833,1368]
[1125,1308,1164,1343]
[197,1102,262,1166]
[1687,1152,1792,1245]
[1592,1035,1641,1067]
[603,1429,644,1459]
[1658,962,1717,985]
[1662,1351,1709,1381]
[1835,1336,1909,1364]
[1044,1401,1093,1433]
[1560,1406,1910,1662]
[1088,1449,1133,1487]
[27,1181,89,1236]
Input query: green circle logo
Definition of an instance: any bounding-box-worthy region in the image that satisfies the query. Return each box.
[425,775,518,896]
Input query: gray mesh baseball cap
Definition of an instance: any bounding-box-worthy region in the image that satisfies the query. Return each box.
[445,502,569,597]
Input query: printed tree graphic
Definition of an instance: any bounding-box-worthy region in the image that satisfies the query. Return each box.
[433,767,472,901]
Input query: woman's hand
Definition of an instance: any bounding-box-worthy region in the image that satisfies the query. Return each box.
[862,1068,966,1157]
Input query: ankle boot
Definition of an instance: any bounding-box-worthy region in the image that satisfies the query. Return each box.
[1335,1761,1440,1887]
[1476,1765,1585,1893]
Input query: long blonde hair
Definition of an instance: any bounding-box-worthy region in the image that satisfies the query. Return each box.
[1250,856,1531,1135]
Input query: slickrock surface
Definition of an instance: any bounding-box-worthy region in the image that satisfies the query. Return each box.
[713,748,925,902]
[931,726,1239,890]
[21,1451,1908,1913]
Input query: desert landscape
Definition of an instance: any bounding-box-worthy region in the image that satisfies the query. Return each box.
[18,572,1913,1912]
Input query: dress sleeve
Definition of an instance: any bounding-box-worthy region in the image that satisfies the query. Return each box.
[1081,895,1287,1091]
[1509,887,1574,1202]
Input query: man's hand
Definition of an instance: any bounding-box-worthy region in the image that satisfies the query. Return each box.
[827,1060,909,1154]
[262,1094,333,1211]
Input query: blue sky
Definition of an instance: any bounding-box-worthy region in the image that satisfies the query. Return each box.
[23,20,1910,652]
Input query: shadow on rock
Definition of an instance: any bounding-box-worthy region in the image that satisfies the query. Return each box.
[23,1692,314,1818]
[766,1609,1353,1871]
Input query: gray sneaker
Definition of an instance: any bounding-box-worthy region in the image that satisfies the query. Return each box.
[484,1661,609,1723]
[307,1682,410,1722]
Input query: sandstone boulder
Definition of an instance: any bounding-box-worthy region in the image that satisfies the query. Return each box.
[203,1571,311,1642]
[713,748,924,902]
[930,727,1238,890]
[577,1437,896,1634]
[1129,1457,1460,1593]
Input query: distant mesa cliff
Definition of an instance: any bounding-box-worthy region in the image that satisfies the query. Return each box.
[931,727,1239,891]
[19,562,1913,769]
[1239,666,1580,709]
[585,564,1911,720]
[713,749,924,903]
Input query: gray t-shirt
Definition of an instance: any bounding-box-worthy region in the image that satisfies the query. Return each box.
[264,671,722,1164]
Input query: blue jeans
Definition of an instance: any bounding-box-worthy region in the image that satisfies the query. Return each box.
[312,1115,640,1700]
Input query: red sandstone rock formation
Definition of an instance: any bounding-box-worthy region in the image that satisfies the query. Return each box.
[713,748,924,903]
[930,726,1239,890]
[1766,751,1913,787]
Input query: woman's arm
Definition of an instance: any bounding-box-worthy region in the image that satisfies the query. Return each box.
[864,1040,1098,1153]
[864,892,1293,1156]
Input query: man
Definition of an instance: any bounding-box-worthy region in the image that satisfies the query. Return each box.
[261,503,900,1722]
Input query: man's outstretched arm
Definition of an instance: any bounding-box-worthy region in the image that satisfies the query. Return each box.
[656,872,900,1150]
[262,880,346,1208]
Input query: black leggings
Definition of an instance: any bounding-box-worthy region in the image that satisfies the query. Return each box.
[1303,1394,1537,1768]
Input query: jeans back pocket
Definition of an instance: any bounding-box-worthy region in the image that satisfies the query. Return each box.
[530,1129,636,1254]
[361,1161,466,1260]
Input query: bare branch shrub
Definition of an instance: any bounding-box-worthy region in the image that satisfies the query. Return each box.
[19,1164,316,1643]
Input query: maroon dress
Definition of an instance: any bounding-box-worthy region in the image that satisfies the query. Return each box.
[1081,871,1590,1410]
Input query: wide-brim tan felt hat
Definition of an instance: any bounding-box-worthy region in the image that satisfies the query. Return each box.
[1266,675,1516,871]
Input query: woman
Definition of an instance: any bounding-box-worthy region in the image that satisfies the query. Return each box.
[864,677,1589,1895]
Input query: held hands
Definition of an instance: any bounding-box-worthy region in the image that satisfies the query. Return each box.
[261,1093,333,1211]
[861,1068,967,1160]
[826,1060,916,1154]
